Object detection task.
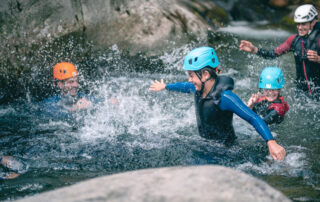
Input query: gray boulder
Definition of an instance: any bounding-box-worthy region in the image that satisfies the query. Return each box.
[16,165,290,202]
[0,0,224,102]
[1,0,222,55]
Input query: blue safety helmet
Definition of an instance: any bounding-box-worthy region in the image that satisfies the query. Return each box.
[258,67,285,89]
[183,47,219,71]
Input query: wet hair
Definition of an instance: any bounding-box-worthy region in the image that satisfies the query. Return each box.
[196,66,218,80]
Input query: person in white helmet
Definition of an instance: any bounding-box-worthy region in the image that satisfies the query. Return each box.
[239,4,320,100]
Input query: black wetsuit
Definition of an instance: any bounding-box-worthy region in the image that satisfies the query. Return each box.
[195,76,235,143]
[166,76,274,144]
[257,22,320,98]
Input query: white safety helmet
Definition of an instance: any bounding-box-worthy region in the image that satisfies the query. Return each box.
[294,4,318,23]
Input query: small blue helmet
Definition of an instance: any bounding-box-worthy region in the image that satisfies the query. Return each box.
[259,67,285,89]
[183,47,219,71]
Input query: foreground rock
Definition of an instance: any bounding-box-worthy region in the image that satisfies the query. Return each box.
[16,165,290,202]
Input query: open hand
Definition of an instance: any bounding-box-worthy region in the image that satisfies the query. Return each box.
[239,40,258,54]
[247,92,260,109]
[149,79,166,92]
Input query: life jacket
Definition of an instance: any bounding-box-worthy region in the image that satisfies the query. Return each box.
[291,22,320,94]
[194,76,235,143]
[253,96,289,124]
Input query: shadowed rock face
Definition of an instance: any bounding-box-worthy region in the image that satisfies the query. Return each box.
[0,0,222,103]
[0,0,317,102]
[15,165,290,202]
[1,0,220,55]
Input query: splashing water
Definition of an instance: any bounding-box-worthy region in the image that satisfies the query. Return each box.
[1,26,320,202]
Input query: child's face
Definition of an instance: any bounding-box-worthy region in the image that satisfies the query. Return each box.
[187,71,202,91]
[262,89,280,102]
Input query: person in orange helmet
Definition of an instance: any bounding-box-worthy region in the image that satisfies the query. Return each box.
[43,62,92,114]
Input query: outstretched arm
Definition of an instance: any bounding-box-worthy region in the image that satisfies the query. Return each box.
[220,90,286,160]
[240,35,296,60]
[239,40,278,59]
[149,80,196,93]
[149,79,167,92]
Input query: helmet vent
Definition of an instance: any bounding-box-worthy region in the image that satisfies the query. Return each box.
[188,59,192,65]
[194,57,198,62]
[212,58,215,63]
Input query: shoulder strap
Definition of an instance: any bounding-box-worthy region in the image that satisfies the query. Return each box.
[306,22,320,50]
[291,35,300,51]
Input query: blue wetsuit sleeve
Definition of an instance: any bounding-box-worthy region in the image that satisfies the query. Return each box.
[219,90,274,141]
[165,82,196,93]
[41,97,70,118]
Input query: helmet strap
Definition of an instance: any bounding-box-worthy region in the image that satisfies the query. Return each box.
[195,71,213,95]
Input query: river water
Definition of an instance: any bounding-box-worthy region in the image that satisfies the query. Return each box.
[1,22,319,201]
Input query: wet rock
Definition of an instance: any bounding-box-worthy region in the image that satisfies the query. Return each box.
[0,0,222,56]
[0,0,226,103]
[15,165,290,202]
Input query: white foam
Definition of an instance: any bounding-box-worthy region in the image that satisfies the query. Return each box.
[218,21,293,39]
[236,146,308,177]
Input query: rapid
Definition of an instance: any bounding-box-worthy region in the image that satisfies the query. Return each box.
[0,22,319,201]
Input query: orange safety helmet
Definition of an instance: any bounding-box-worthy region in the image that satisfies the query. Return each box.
[53,62,78,80]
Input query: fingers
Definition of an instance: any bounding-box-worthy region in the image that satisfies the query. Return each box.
[271,148,286,161]
[149,79,166,92]
[239,40,254,52]
[307,50,319,62]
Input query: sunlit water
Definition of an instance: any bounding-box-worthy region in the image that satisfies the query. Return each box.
[1,23,319,201]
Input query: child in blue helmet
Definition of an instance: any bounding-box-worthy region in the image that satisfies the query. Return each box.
[149,47,286,161]
[247,67,289,125]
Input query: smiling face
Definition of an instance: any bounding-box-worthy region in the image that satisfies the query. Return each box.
[187,71,202,91]
[296,20,316,36]
[57,76,79,97]
[262,89,280,102]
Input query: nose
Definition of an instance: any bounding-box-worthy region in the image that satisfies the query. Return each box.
[71,80,78,87]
